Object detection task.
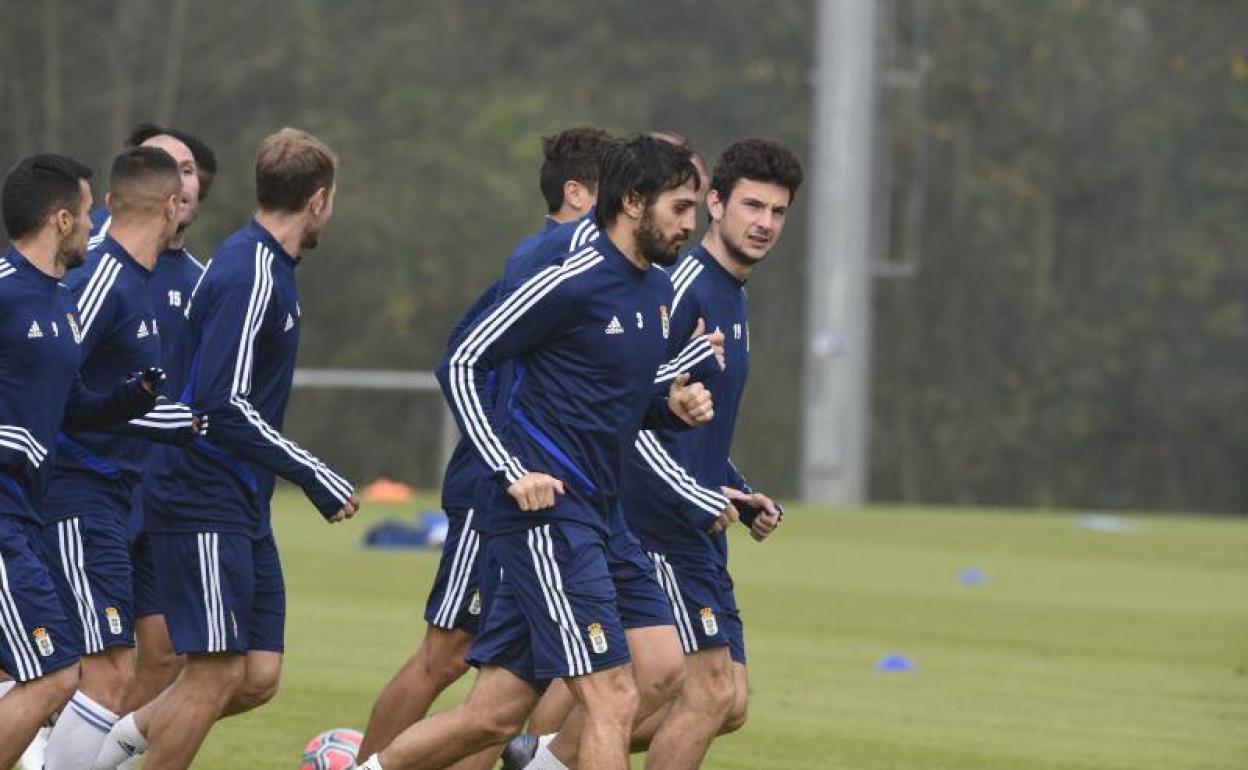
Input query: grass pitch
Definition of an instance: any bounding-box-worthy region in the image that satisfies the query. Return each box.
[191,490,1247,769]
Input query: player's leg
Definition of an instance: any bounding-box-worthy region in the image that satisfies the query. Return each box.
[644,647,734,769]
[362,665,539,770]
[562,664,638,770]
[526,678,575,735]
[717,601,748,736]
[43,513,137,769]
[121,530,183,712]
[0,517,82,770]
[528,529,683,769]
[220,534,285,716]
[97,531,255,770]
[358,508,482,758]
[357,625,474,756]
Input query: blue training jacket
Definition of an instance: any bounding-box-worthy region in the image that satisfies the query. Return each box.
[144,219,353,537]
[0,247,157,524]
[622,245,752,565]
[436,229,695,538]
[44,235,197,520]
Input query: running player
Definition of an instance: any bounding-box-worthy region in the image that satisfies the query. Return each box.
[355,135,712,770]
[93,128,359,770]
[0,153,161,770]
[624,138,801,768]
[39,146,199,769]
[356,126,615,765]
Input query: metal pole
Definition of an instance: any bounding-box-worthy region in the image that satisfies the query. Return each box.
[800,0,878,506]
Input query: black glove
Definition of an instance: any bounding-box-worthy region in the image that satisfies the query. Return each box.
[132,367,167,396]
[738,500,784,528]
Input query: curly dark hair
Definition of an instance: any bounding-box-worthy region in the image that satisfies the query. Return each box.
[539,126,615,213]
[710,138,804,203]
[594,135,700,229]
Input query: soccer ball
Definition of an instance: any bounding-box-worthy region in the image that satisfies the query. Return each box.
[300,727,363,770]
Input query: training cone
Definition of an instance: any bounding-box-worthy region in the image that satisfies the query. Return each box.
[959,567,987,586]
[875,654,916,673]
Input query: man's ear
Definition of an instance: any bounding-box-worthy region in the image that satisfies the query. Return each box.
[707,188,725,224]
[564,180,591,213]
[622,189,646,221]
[308,187,329,218]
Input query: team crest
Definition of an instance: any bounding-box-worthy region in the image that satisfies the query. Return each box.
[106,606,123,635]
[468,590,482,616]
[587,623,608,654]
[700,607,718,636]
[32,627,54,657]
[66,313,81,343]
[659,305,670,339]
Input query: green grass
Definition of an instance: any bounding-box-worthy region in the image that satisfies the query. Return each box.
[192,490,1248,769]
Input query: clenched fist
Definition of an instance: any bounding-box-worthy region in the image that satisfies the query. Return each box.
[508,472,566,511]
[668,372,714,426]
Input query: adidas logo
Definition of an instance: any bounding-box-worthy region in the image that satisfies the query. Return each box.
[284,313,295,332]
[27,320,42,339]
[137,320,149,339]
[605,316,625,335]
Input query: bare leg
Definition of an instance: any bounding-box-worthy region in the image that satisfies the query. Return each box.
[140,653,243,770]
[548,625,684,767]
[526,678,574,735]
[357,625,472,758]
[644,647,734,769]
[220,650,281,717]
[374,665,538,770]
[0,667,78,770]
[719,663,748,735]
[562,664,638,770]
[120,615,182,713]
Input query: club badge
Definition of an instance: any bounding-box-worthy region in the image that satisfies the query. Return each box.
[659,305,670,339]
[66,313,82,344]
[106,606,123,635]
[468,590,482,616]
[588,622,609,654]
[33,626,54,657]
[700,607,719,636]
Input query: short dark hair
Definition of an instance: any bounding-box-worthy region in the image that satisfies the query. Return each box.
[2,153,93,240]
[594,135,700,228]
[539,127,615,213]
[125,122,218,200]
[108,146,181,216]
[711,138,804,204]
[255,127,337,213]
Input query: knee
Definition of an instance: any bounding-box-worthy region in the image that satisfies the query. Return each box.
[587,671,640,728]
[414,647,471,690]
[236,667,281,710]
[639,656,685,707]
[720,690,748,735]
[42,665,80,709]
[187,656,246,700]
[464,701,526,745]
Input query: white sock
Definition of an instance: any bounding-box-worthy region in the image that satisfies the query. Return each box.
[19,726,51,770]
[44,691,119,770]
[0,679,15,698]
[356,754,385,770]
[538,733,555,750]
[524,744,570,770]
[91,712,147,770]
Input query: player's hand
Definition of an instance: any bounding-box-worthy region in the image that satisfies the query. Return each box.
[508,472,565,512]
[723,487,782,541]
[191,414,207,435]
[709,501,740,534]
[691,317,726,371]
[668,373,714,426]
[749,510,781,542]
[135,367,167,395]
[328,495,360,523]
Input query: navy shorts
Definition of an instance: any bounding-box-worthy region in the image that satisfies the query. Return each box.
[646,550,735,656]
[467,520,630,686]
[722,575,746,664]
[608,526,674,630]
[423,507,483,634]
[131,531,161,618]
[0,515,79,681]
[150,532,285,655]
[41,510,135,654]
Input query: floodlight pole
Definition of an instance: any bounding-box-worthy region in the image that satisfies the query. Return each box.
[800,0,878,506]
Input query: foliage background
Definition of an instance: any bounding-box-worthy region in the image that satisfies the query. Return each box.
[1,0,1244,512]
